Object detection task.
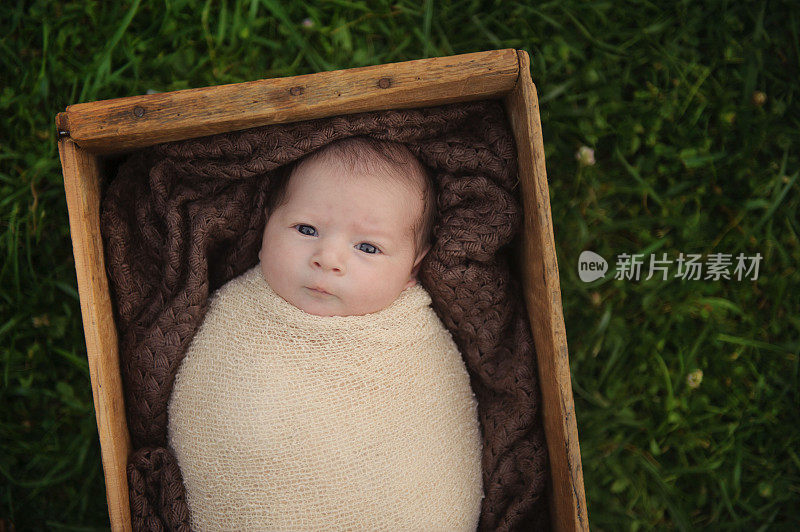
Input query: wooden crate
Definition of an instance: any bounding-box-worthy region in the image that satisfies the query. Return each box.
[57,48,587,531]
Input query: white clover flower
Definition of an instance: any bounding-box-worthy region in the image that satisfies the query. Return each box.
[686,369,703,389]
[302,18,314,28]
[576,145,595,166]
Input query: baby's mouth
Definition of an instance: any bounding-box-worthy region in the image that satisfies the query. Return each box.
[306,286,332,296]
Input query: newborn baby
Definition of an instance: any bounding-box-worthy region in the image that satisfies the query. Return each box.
[167,137,483,531]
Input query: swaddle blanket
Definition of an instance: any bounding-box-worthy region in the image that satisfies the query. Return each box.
[167,266,483,531]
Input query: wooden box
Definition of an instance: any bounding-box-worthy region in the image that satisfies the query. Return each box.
[57,49,587,531]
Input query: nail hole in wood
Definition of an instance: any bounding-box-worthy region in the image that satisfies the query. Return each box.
[133,106,145,118]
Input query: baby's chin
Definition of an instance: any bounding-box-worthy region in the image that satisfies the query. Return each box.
[265,276,395,317]
[293,291,390,317]
[291,289,350,317]
[297,300,364,317]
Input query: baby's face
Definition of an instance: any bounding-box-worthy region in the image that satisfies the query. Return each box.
[259,156,429,317]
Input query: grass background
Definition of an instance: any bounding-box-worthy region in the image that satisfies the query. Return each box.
[2,0,798,529]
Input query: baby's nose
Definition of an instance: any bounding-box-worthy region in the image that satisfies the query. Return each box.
[312,248,345,274]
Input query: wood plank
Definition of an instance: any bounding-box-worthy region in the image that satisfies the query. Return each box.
[504,50,589,531]
[64,49,519,154]
[58,139,133,532]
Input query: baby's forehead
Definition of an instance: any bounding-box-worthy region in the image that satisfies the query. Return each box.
[294,155,421,196]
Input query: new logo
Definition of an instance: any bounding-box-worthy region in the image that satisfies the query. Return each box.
[578,251,608,282]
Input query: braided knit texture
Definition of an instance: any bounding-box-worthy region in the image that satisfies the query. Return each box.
[101,100,549,531]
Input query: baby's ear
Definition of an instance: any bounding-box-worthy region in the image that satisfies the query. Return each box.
[258,208,270,263]
[415,243,431,265]
[405,244,431,289]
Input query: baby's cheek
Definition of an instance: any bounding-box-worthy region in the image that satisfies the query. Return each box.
[356,267,384,292]
[274,243,301,272]
[263,246,292,288]
[363,270,399,308]
[272,249,292,274]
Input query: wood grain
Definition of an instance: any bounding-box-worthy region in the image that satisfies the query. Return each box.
[504,50,589,531]
[63,49,519,154]
[58,139,132,532]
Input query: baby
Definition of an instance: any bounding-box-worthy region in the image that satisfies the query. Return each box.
[168,137,483,531]
[258,136,433,317]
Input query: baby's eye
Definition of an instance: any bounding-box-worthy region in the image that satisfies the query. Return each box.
[295,224,317,236]
[356,242,380,254]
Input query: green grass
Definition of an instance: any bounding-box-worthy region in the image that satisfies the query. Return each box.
[1,0,798,529]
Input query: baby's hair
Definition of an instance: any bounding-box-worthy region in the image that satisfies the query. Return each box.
[266,137,436,257]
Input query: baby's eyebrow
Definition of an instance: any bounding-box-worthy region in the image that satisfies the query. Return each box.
[350,223,395,240]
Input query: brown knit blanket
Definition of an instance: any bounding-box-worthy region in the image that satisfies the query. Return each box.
[100,100,549,531]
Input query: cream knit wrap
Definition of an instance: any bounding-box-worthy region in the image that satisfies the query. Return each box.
[167,266,483,531]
